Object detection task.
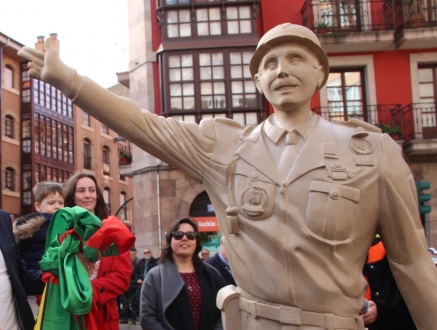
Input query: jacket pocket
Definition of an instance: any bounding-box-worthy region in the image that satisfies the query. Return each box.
[306,181,360,241]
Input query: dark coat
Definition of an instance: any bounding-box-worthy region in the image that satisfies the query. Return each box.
[14,212,52,270]
[0,209,45,330]
[140,260,225,330]
[204,253,236,287]
[363,239,416,330]
[134,257,159,281]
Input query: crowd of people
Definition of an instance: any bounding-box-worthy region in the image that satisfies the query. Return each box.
[2,171,436,330]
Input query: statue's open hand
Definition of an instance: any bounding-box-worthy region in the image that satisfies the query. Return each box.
[17,37,77,98]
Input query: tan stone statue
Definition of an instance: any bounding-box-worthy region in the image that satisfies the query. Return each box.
[19,23,437,330]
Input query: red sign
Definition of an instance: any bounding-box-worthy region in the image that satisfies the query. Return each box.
[193,216,220,232]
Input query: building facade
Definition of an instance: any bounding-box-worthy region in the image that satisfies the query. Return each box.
[1,33,134,224]
[126,0,437,254]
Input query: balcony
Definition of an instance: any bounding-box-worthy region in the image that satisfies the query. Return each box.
[301,0,437,52]
[313,103,404,139]
[402,102,437,155]
[394,0,437,49]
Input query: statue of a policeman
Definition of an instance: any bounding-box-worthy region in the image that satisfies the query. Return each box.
[19,23,437,330]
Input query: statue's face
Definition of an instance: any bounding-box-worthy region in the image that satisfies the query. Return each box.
[254,43,324,111]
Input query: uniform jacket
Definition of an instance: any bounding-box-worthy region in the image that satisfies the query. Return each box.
[134,257,159,282]
[363,239,416,330]
[14,212,52,270]
[72,78,437,329]
[92,251,132,330]
[140,259,225,330]
[204,253,236,287]
[0,209,45,330]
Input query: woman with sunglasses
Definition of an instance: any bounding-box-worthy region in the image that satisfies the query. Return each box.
[140,217,225,330]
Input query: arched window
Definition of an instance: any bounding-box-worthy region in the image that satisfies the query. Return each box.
[4,167,15,191]
[119,192,127,220]
[103,188,111,215]
[83,138,92,169]
[5,64,13,88]
[5,115,14,138]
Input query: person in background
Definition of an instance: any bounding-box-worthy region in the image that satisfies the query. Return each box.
[205,236,236,287]
[119,247,142,325]
[201,249,210,260]
[0,208,45,330]
[64,172,132,330]
[130,247,139,270]
[140,217,225,330]
[134,248,159,285]
[14,181,64,271]
[362,237,416,330]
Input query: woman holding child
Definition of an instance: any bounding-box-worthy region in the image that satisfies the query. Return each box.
[64,172,132,330]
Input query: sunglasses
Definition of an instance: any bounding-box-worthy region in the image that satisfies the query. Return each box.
[172,231,197,241]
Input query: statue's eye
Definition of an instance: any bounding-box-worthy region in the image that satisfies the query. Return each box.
[267,62,277,70]
[289,57,302,65]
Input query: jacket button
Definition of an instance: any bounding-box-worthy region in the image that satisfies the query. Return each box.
[374,291,380,297]
[100,288,105,294]
[102,271,106,276]
[330,189,341,200]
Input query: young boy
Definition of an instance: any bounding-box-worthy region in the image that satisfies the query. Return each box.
[14,181,64,270]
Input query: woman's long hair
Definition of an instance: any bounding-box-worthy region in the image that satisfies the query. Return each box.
[159,217,203,271]
[64,172,108,220]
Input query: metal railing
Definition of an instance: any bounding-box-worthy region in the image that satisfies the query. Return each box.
[301,0,437,35]
[394,0,437,34]
[301,0,397,33]
[313,103,404,140]
[402,102,437,141]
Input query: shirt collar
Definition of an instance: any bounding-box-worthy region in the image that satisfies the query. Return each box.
[264,112,318,145]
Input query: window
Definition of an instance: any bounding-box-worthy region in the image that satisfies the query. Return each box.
[84,139,92,170]
[196,8,221,36]
[164,49,262,124]
[103,188,111,215]
[103,146,110,175]
[82,111,91,126]
[119,192,127,220]
[23,191,32,205]
[418,65,437,135]
[22,113,31,153]
[22,170,31,190]
[101,124,109,135]
[161,3,256,39]
[325,70,365,122]
[226,6,252,34]
[167,10,191,38]
[21,65,31,103]
[4,168,14,191]
[5,65,13,88]
[5,115,14,138]
[34,113,40,154]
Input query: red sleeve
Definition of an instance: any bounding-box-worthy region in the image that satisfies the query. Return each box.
[92,250,132,305]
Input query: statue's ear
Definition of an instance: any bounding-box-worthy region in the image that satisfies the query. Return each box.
[316,65,325,89]
[254,73,264,94]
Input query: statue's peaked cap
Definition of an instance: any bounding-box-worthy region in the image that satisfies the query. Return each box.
[250,23,330,91]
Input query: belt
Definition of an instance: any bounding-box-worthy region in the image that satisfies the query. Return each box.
[239,297,356,330]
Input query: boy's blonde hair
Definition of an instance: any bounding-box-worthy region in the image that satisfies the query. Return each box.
[32,181,64,203]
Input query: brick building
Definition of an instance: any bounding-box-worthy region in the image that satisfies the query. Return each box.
[1,33,134,224]
[123,0,437,254]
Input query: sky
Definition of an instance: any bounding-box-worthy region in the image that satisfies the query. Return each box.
[0,0,129,88]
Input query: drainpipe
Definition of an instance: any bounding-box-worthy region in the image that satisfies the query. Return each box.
[156,158,162,251]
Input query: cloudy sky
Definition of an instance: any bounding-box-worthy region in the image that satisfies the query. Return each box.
[0,0,129,88]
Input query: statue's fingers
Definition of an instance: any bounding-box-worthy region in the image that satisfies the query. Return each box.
[29,62,43,73]
[17,48,44,67]
[28,68,41,80]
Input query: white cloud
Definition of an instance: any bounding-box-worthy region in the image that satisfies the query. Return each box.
[0,0,129,88]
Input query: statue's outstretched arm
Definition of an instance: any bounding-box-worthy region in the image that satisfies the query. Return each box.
[18,38,141,138]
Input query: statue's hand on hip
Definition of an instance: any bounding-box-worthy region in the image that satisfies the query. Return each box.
[18,37,77,98]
